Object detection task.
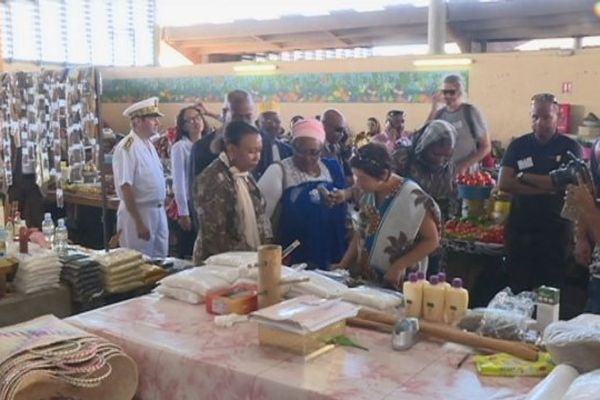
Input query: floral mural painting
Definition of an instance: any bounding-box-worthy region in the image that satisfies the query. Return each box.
[102,70,469,104]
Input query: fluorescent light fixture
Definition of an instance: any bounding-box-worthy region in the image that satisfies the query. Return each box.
[413,58,473,67]
[233,64,278,73]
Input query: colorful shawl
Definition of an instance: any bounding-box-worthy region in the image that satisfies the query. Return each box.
[357,179,440,284]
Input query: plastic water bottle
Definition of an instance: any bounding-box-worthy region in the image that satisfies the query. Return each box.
[41,213,55,247]
[54,218,68,256]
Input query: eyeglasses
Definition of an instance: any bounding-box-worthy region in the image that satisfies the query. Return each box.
[334,126,346,134]
[184,115,203,124]
[441,89,457,96]
[293,145,322,157]
[531,93,558,104]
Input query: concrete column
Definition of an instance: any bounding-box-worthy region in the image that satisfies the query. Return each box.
[573,37,582,50]
[153,25,161,66]
[428,0,447,55]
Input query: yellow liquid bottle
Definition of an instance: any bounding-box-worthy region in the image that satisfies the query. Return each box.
[437,272,451,290]
[423,275,446,323]
[444,278,469,325]
[403,272,423,318]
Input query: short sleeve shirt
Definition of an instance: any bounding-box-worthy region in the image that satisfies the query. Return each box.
[501,132,581,230]
[113,131,166,206]
[437,103,488,164]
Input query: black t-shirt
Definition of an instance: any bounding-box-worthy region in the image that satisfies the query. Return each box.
[501,132,582,230]
[188,130,218,196]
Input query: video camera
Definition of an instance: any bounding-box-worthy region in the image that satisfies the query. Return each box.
[549,151,596,222]
[549,151,592,189]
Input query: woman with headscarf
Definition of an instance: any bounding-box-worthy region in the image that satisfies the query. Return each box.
[335,143,441,289]
[392,119,458,220]
[258,119,348,269]
[170,105,211,258]
[192,121,272,263]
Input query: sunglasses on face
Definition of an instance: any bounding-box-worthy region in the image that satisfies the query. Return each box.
[531,93,558,104]
[442,89,457,96]
[293,145,322,157]
[334,127,346,134]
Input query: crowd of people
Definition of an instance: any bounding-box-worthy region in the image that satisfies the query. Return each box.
[112,74,599,313]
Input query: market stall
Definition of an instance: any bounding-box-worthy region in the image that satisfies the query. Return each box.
[443,172,509,307]
[67,294,539,400]
[0,66,118,251]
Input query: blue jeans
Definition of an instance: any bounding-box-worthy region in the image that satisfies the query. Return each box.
[585,277,600,314]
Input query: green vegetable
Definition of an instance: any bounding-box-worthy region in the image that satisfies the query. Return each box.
[327,335,369,351]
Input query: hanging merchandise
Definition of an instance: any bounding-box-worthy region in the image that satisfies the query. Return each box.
[0,67,100,208]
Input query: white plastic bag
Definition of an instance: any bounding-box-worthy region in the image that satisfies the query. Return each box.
[199,265,242,284]
[155,285,203,304]
[341,286,404,312]
[562,369,600,400]
[204,252,257,268]
[287,271,348,299]
[158,267,229,296]
[544,314,600,373]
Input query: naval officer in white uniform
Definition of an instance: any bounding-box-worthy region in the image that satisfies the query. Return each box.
[113,97,168,257]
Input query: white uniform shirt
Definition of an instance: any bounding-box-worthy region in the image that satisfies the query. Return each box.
[113,131,166,206]
[170,137,192,216]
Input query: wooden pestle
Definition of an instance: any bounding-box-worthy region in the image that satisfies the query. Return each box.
[356,309,539,361]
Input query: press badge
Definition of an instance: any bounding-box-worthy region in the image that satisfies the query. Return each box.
[517,157,534,170]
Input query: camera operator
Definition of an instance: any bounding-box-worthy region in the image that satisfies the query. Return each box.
[498,93,582,295]
[566,183,600,313]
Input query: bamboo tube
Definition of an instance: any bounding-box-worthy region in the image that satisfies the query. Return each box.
[257,244,282,308]
[356,309,539,361]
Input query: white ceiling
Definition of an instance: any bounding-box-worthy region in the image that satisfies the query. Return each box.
[161,0,600,63]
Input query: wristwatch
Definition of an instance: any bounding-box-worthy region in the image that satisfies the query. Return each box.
[516,172,525,182]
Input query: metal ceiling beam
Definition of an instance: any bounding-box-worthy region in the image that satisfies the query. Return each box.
[163,6,427,41]
[447,0,596,22]
[325,31,351,47]
[452,12,598,34]
[474,22,600,42]
[333,24,427,40]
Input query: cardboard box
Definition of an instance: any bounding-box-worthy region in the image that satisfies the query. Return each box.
[257,320,346,355]
[205,284,258,315]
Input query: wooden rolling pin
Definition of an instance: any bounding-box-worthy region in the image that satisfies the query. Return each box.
[355,309,539,361]
[348,317,394,333]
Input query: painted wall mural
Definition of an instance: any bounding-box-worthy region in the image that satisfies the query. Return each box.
[102,70,469,104]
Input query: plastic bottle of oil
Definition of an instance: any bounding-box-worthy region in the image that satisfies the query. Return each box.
[437,272,451,290]
[403,272,423,318]
[444,278,469,325]
[423,275,445,323]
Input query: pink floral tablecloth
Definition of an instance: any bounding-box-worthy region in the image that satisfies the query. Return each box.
[66,295,540,400]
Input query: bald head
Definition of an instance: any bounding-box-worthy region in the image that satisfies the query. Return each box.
[321,109,345,144]
[223,90,255,125]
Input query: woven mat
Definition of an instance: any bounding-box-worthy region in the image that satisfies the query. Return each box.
[0,315,138,400]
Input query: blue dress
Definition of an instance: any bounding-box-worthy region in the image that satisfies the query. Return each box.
[278,158,348,269]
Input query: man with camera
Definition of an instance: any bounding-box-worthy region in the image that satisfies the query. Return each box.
[566,183,600,313]
[498,93,581,294]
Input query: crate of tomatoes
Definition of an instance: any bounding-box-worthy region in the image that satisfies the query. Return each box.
[456,171,497,200]
[445,217,504,243]
[443,217,506,256]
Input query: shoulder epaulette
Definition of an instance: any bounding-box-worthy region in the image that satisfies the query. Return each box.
[123,136,134,151]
